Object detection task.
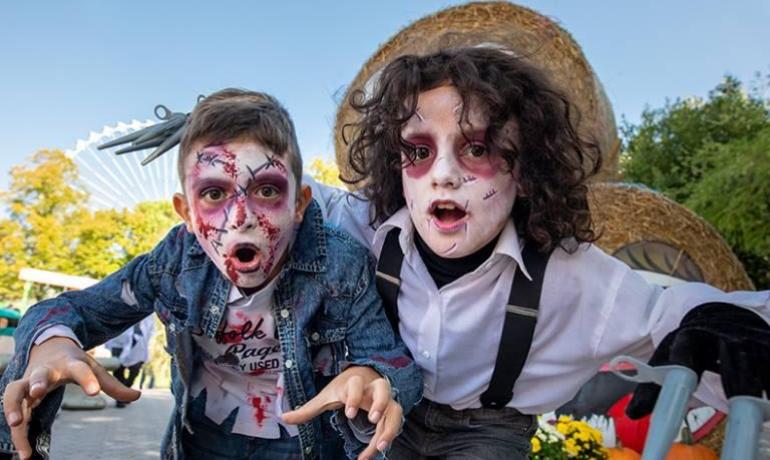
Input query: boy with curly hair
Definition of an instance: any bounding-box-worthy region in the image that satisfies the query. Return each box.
[308,48,770,459]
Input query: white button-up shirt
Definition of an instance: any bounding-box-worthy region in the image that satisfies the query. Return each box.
[307,177,770,414]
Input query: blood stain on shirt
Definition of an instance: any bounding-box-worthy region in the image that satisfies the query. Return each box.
[250,395,272,427]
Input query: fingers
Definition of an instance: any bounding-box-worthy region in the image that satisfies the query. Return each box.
[374,402,403,451]
[357,402,403,460]
[3,381,33,459]
[344,376,364,419]
[11,400,33,460]
[26,366,56,400]
[282,390,342,425]
[64,360,101,396]
[366,379,390,424]
[90,362,140,402]
[3,379,30,428]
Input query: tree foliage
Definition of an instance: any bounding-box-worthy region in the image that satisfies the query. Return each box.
[0,150,179,302]
[685,130,770,287]
[308,157,345,187]
[622,75,770,288]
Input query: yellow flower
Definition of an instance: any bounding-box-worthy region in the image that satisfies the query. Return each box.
[564,438,580,457]
[531,437,541,453]
[576,430,590,442]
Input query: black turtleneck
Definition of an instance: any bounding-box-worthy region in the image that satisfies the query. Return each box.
[414,231,500,289]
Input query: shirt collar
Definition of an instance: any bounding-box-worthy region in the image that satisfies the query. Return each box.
[226,274,280,305]
[373,206,532,280]
[227,283,245,303]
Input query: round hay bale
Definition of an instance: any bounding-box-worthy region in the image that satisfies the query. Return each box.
[589,182,754,291]
[335,1,620,184]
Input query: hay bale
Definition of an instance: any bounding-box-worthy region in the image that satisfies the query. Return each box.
[589,182,754,291]
[335,1,620,183]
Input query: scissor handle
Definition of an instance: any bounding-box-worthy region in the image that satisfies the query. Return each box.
[154,104,172,120]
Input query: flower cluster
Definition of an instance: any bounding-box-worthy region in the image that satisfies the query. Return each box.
[531,415,608,459]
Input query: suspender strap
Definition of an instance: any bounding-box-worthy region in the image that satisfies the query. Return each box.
[375,228,404,334]
[479,243,552,409]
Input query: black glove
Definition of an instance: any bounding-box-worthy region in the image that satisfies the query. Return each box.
[626,302,770,419]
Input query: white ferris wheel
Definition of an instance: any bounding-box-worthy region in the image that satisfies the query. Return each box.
[65,120,181,210]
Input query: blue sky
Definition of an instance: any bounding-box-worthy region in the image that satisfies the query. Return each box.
[1,1,768,192]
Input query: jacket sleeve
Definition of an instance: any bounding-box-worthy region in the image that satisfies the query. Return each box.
[0,226,182,455]
[344,252,422,411]
[328,251,422,459]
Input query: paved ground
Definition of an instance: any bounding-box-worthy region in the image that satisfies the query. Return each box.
[50,389,173,460]
[46,387,770,459]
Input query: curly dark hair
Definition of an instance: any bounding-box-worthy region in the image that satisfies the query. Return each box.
[343,47,602,252]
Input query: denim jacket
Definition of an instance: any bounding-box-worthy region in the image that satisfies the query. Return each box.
[0,200,422,459]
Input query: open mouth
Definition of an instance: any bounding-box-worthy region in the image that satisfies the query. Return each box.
[228,243,262,273]
[429,200,469,232]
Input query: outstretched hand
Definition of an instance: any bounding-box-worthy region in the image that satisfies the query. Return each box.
[282,366,403,460]
[627,302,770,419]
[2,337,141,459]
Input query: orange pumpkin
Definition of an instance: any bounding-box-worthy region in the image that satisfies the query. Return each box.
[665,443,718,460]
[606,446,641,459]
[664,427,719,460]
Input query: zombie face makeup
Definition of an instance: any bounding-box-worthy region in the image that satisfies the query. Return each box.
[175,141,308,288]
[400,85,518,258]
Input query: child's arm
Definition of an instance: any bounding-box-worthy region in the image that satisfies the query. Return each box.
[283,249,421,459]
[582,244,770,413]
[282,366,399,460]
[0,226,180,458]
[303,174,377,250]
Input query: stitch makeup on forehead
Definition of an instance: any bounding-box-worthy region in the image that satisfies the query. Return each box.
[400,85,518,258]
[179,141,299,289]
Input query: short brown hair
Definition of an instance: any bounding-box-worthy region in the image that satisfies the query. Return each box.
[178,88,302,187]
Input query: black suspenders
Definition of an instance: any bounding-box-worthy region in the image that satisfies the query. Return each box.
[375,229,404,334]
[374,227,552,409]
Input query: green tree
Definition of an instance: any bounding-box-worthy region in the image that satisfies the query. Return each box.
[71,208,127,279]
[121,200,178,259]
[622,75,770,288]
[0,219,25,300]
[1,150,88,299]
[622,76,768,202]
[685,130,770,287]
[0,149,180,302]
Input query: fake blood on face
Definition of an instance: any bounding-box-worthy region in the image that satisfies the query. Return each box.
[257,214,281,241]
[224,257,240,284]
[196,215,219,240]
[235,195,247,228]
[218,146,239,179]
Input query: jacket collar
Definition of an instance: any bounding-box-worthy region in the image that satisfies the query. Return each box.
[285,199,327,273]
